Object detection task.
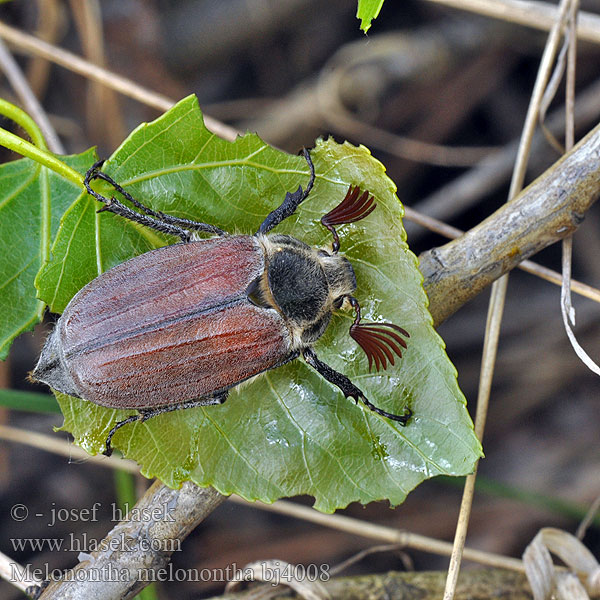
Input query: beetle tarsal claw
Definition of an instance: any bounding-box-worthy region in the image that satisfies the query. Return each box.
[96,199,114,213]
[360,395,412,425]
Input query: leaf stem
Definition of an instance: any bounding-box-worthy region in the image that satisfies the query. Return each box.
[0,126,82,186]
[0,97,47,149]
[0,98,83,186]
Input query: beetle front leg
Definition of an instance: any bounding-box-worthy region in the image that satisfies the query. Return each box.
[103,392,229,456]
[302,347,412,425]
[257,148,315,234]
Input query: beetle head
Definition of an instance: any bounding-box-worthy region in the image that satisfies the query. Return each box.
[254,185,410,367]
[254,234,356,346]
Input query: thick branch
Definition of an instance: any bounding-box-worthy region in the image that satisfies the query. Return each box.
[37,482,226,600]
[420,121,600,326]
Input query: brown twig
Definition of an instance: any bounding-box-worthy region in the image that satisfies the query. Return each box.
[420,120,600,326]
[423,0,600,44]
[37,481,226,600]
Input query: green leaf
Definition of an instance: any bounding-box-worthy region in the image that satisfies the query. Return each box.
[0,389,60,413]
[41,95,480,512]
[49,98,480,512]
[357,0,385,33]
[0,150,96,359]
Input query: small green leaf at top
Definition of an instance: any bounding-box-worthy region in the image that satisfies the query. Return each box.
[34,95,481,512]
[357,0,385,33]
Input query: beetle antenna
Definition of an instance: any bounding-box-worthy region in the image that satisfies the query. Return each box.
[347,296,410,372]
[321,186,376,253]
[84,161,227,241]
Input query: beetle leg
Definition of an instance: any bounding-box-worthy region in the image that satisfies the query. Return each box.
[302,347,412,425]
[103,392,229,457]
[257,148,315,234]
[271,350,300,369]
[85,160,226,242]
[103,414,140,457]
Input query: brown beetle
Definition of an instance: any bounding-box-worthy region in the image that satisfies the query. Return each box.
[33,150,411,455]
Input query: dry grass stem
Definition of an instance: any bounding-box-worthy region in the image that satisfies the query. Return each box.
[558,0,600,376]
[0,423,525,574]
[411,74,600,236]
[327,544,405,576]
[0,424,139,473]
[0,20,170,110]
[228,495,526,572]
[576,494,600,540]
[423,0,600,44]
[68,0,127,148]
[442,0,575,596]
[208,569,534,600]
[316,33,498,167]
[0,37,63,153]
[26,0,62,96]
[0,19,238,142]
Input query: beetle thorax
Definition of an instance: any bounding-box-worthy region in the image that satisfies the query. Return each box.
[253,234,356,347]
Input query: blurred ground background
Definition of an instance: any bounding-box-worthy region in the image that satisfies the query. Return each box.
[0,0,599,598]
